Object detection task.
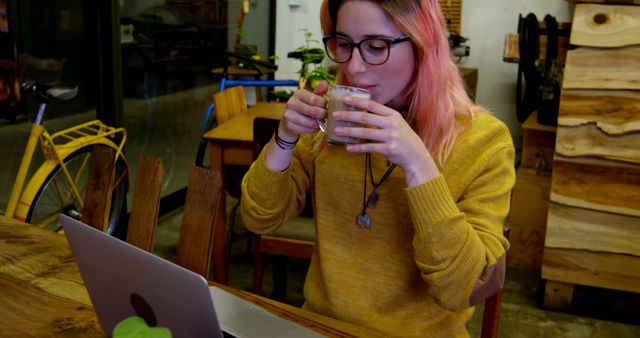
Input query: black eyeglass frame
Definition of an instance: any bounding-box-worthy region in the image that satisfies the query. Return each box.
[322,34,411,65]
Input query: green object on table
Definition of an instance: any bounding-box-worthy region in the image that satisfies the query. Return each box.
[113,316,172,338]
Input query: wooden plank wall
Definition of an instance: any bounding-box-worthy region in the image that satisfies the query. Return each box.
[541,2,640,296]
[439,0,462,34]
[566,0,640,5]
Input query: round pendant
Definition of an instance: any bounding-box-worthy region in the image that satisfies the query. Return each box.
[356,213,372,229]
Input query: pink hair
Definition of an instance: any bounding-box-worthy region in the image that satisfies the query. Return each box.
[320,0,476,163]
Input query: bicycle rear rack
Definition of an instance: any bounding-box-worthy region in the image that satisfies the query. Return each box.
[43,120,127,161]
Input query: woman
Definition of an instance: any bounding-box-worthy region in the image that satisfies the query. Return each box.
[241,0,515,336]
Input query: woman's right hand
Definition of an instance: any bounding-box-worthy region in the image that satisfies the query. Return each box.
[277,80,329,141]
[264,81,328,171]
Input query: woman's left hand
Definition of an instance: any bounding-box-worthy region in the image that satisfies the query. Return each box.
[333,96,437,185]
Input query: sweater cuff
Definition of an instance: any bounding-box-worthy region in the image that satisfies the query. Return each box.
[405,175,459,232]
[245,149,290,202]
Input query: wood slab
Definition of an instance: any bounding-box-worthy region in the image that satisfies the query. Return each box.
[439,0,461,34]
[542,247,640,293]
[570,3,640,47]
[177,166,224,281]
[559,89,640,134]
[545,202,640,256]
[555,124,640,164]
[81,146,116,231]
[550,157,640,216]
[566,0,640,5]
[506,223,546,268]
[127,155,165,252]
[563,46,640,90]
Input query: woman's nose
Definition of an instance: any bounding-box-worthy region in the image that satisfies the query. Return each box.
[346,47,368,74]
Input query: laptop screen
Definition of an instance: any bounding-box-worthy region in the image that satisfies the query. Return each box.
[61,214,224,337]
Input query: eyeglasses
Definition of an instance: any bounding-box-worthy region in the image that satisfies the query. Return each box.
[322,34,411,65]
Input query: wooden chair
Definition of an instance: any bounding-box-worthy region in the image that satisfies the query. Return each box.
[124,161,227,284]
[212,85,247,125]
[250,117,316,299]
[177,166,226,283]
[213,85,250,251]
[126,155,164,252]
[81,146,116,231]
[480,227,511,338]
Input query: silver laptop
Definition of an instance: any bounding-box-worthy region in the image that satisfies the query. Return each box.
[60,214,323,338]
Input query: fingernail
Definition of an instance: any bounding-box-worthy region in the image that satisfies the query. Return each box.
[333,111,342,118]
[344,97,353,103]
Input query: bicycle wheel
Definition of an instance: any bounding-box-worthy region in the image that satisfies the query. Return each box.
[26,144,128,237]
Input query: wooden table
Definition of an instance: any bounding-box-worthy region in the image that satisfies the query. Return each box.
[0,215,103,337]
[1,213,375,336]
[203,101,285,169]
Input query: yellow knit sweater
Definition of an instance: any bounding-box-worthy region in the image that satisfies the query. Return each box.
[241,112,515,337]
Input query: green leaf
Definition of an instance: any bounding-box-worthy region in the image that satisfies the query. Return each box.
[113,316,173,338]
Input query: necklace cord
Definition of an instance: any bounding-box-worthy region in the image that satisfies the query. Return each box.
[361,153,368,216]
[368,153,397,187]
[360,153,397,217]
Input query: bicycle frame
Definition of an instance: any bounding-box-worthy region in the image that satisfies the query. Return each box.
[5,101,127,222]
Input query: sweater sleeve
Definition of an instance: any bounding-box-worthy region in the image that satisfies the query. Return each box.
[405,121,515,311]
[240,134,317,234]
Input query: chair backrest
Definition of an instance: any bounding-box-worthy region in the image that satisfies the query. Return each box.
[176,166,226,283]
[252,117,280,157]
[126,155,164,252]
[480,227,511,338]
[82,146,116,231]
[253,117,314,218]
[250,118,316,297]
[213,86,247,125]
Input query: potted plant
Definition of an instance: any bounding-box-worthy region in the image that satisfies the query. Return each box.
[271,29,336,101]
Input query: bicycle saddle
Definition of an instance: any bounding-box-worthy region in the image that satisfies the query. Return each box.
[21,81,78,102]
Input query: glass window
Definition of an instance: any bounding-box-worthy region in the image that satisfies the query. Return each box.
[0,0,274,223]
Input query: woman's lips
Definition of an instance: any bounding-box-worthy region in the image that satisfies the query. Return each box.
[355,84,375,91]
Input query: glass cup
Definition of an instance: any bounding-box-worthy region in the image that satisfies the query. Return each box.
[319,84,371,145]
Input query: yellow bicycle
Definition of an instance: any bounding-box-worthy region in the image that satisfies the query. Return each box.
[4,82,129,235]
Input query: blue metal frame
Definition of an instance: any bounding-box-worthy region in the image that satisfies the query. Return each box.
[196,52,301,168]
[219,77,298,92]
[201,78,298,134]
